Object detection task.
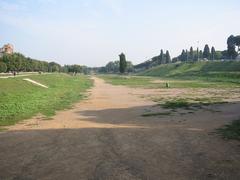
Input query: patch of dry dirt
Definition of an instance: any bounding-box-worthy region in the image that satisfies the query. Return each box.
[0,77,240,180]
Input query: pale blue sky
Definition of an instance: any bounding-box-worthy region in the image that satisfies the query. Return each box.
[0,0,239,66]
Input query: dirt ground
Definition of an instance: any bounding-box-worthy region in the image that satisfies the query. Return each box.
[0,77,240,180]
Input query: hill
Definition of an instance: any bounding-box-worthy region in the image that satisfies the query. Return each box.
[139,61,240,83]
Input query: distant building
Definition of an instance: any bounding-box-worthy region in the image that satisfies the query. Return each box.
[0,44,14,57]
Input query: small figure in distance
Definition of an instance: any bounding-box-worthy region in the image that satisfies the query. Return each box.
[13,71,16,77]
[166,82,170,88]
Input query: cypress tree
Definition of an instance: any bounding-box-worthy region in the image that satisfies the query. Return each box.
[203,44,210,59]
[211,46,216,60]
[119,53,127,73]
[186,49,189,62]
[166,50,171,63]
[190,46,194,61]
[196,47,199,61]
[160,49,164,64]
[199,50,203,59]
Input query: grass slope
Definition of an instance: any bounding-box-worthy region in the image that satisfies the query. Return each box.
[139,61,240,83]
[0,74,92,126]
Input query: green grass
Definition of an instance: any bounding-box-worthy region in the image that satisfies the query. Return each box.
[162,99,190,109]
[159,97,226,110]
[0,74,93,126]
[217,120,240,140]
[99,75,154,87]
[99,74,240,89]
[139,61,240,85]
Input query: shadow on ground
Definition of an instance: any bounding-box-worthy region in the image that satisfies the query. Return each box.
[1,103,240,180]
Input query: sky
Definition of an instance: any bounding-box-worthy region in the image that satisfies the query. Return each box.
[0,0,239,67]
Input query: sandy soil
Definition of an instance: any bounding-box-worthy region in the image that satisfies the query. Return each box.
[0,77,240,180]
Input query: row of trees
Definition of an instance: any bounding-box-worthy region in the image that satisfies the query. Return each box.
[62,65,90,74]
[0,53,90,74]
[0,53,61,73]
[173,45,222,62]
[134,50,172,71]
[152,50,171,65]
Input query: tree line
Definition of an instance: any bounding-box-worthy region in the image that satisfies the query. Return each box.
[0,52,90,74]
[135,34,240,71]
[172,45,223,62]
[0,53,61,73]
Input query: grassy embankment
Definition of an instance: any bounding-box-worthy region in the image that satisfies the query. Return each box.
[0,74,92,127]
[140,61,240,84]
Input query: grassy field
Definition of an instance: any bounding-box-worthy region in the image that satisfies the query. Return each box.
[99,75,239,108]
[0,74,92,126]
[139,61,240,84]
[99,74,240,89]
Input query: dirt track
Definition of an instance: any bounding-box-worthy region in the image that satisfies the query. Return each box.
[0,77,240,180]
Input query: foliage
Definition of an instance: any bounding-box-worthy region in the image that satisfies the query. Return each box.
[62,64,90,74]
[0,62,7,73]
[134,50,171,71]
[98,60,134,73]
[166,50,171,63]
[119,53,127,73]
[211,46,216,60]
[203,44,210,59]
[227,35,238,59]
[0,53,61,72]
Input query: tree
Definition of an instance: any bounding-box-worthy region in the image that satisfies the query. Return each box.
[160,49,164,64]
[185,49,189,61]
[180,50,186,61]
[189,47,194,61]
[196,47,199,61]
[211,46,216,60]
[166,50,171,63]
[234,35,240,53]
[203,44,210,59]
[0,62,7,72]
[199,50,203,59]
[227,35,238,59]
[119,53,127,73]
